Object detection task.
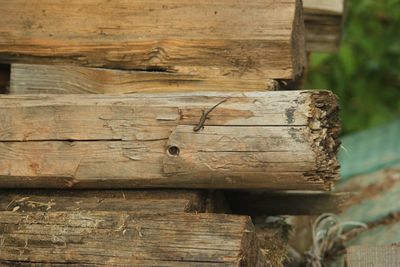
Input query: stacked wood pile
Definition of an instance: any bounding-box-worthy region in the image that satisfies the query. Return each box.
[0,1,344,266]
[304,0,346,52]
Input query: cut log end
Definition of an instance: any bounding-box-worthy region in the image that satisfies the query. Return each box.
[239,217,263,266]
[309,91,341,190]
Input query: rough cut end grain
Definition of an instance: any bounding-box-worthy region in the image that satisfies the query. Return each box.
[308,91,341,190]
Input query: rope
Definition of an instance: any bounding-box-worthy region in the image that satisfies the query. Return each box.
[305,213,367,267]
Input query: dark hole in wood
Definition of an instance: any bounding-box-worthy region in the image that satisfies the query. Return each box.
[0,64,11,94]
[167,146,180,156]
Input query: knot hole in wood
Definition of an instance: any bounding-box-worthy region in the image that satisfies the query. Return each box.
[167,145,180,156]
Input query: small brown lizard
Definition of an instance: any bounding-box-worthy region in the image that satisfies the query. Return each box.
[193,98,229,132]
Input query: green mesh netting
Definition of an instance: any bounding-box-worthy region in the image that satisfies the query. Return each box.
[339,119,400,181]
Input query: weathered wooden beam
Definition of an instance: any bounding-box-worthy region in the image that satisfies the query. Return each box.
[0,212,266,266]
[226,191,351,216]
[9,64,278,94]
[346,245,400,267]
[0,91,340,190]
[0,0,306,87]
[304,0,345,52]
[0,190,206,213]
[0,189,291,266]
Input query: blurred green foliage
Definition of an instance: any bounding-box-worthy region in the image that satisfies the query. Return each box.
[306,0,400,135]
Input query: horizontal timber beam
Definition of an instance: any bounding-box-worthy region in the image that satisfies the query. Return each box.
[0,189,206,213]
[0,0,306,85]
[0,212,265,266]
[0,91,340,190]
[9,63,278,94]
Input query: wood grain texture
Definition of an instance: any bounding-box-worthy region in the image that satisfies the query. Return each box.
[304,0,345,52]
[0,0,306,83]
[10,64,278,94]
[0,212,266,266]
[226,191,351,216]
[346,244,400,267]
[0,91,340,190]
[0,190,206,213]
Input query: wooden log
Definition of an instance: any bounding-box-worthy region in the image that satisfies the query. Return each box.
[0,63,10,93]
[346,244,400,267]
[226,191,351,216]
[0,189,206,213]
[304,0,345,52]
[0,212,266,266]
[9,63,278,94]
[0,0,306,87]
[0,91,340,190]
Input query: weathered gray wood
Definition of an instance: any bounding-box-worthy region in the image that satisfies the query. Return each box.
[226,191,351,216]
[0,91,340,190]
[304,0,345,52]
[0,190,206,213]
[0,212,266,266]
[0,0,306,86]
[346,244,400,267]
[9,64,279,94]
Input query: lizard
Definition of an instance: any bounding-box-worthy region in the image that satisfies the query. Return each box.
[193,98,229,132]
